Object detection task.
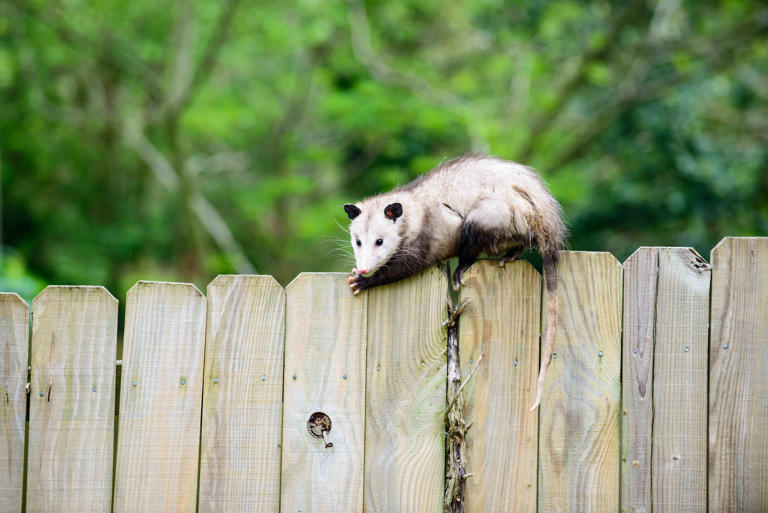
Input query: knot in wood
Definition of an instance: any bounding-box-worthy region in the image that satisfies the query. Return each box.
[307,412,333,448]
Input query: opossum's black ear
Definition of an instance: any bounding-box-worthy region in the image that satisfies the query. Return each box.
[344,204,361,220]
[384,202,403,221]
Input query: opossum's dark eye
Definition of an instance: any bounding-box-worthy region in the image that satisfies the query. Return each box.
[356,239,361,247]
[375,239,383,246]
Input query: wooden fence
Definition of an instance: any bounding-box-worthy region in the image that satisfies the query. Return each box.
[1,237,767,513]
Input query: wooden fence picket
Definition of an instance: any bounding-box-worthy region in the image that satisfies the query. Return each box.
[537,252,622,513]
[622,248,710,513]
[709,237,768,512]
[459,260,541,513]
[364,267,447,513]
[113,282,207,513]
[0,293,29,513]
[281,273,367,513]
[199,275,285,513]
[26,286,117,513]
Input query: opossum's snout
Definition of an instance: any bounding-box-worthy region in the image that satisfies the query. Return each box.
[352,235,396,276]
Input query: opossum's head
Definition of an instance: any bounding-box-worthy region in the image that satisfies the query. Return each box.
[344,201,403,276]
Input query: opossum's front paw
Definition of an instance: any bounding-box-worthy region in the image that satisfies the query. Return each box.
[348,269,371,296]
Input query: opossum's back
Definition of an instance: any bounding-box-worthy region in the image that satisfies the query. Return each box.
[451,155,565,246]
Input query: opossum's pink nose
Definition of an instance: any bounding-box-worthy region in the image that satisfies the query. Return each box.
[357,268,369,275]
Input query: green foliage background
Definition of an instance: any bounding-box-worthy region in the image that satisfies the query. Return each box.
[1,0,767,304]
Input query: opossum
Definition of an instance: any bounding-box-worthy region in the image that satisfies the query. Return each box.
[343,154,565,410]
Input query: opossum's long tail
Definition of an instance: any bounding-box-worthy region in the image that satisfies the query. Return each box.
[530,250,559,411]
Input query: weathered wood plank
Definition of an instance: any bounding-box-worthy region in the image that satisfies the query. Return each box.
[709,237,768,512]
[281,273,367,513]
[459,260,540,513]
[364,266,447,513]
[621,248,657,513]
[26,286,117,513]
[538,251,622,513]
[0,293,29,513]
[623,248,709,512]
[199,275,285,513]
[652,248,709,512]
[114,281,207,513]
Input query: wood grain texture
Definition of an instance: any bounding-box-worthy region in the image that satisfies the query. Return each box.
[0,293,29,513]
[623,248,709,513]
[709,237,768,512]
[26,286,117,513]
[652,248,709,512]
[459,260,540,513]
[364,266,447,513]
[622,248,657,513]
[281,273,367,513]
[199,275,285,513]
[538,251,622,513]
[114,281,207,513]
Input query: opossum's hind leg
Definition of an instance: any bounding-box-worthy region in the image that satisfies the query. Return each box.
[453,238,482,291]
[498,244,524,267]
[453,199,513,290]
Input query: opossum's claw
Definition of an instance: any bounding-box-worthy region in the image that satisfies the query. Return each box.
[348,269,370,295]
[498,257,514,268]
[451,271,466,292]
[499,247,524,268]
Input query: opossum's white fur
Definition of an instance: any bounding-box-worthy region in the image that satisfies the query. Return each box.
[345,153,565,410]
[348,154,563,273]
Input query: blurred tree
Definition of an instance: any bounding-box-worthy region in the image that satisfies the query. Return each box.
[0,0,766,302]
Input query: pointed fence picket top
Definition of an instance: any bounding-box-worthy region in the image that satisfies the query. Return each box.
[0,293,28,513]
[199,275,285,513]
[709,237,768,512]
[622,248,710,513]
[538,251,622,513]
[281,273,367,513]
[113,281,207,513]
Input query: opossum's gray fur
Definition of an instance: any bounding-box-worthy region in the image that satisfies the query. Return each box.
[344,153,565,410]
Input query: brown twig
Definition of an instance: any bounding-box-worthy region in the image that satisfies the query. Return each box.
[444,353,483,422]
